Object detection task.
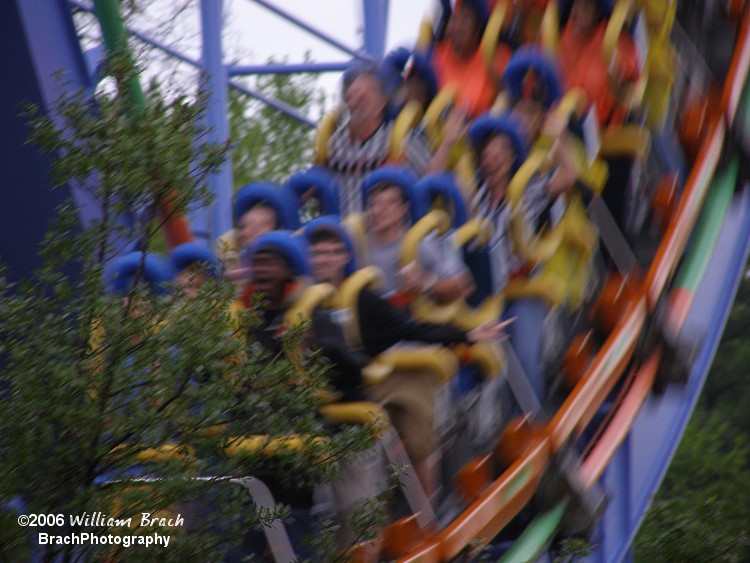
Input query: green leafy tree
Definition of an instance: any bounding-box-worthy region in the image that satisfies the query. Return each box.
[0,54,373,561]
[635,412,750,561]
[230,66,326,188]
[637,275,750,561]
[699,277,750,432]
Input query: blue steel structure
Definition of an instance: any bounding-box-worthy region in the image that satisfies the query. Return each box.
[588,191,750,562]
[199,0,387,237]
[2,2,750,562]
[197,0,230,241]
[0,0,99,279]
[2,0,388,254]
[195,0,386,239]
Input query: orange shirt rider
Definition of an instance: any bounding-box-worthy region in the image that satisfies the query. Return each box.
[431,0,505,119]
[559,0,640,127]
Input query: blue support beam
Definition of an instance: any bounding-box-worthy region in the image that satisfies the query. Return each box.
[228,61,351,76]
[50,0,365,248]
[200,0,233,241]
[70,0,316,129]
[228,80,316,128]
[361,0,390,59]
[1,0,113,279]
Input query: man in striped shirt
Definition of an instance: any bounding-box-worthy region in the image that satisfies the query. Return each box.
[326,63,433,216]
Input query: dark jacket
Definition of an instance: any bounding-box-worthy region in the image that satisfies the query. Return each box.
[243,286,470,402]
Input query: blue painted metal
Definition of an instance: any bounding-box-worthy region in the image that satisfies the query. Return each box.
[0,0,114,279]
[20,0,94,103]
[8,0,384,260]
[361,0,390,58]
[6,3,750,561]
[228,61,351,76]
[589,186,750,562]
[124,27,315,126]
[249,0,370,60]
[68,0,318,129]
[599,435,633,561]
[199,0,232,241]
[228,80,316,128]
[81,45,107,86]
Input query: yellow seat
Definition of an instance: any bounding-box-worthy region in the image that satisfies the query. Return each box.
[505,269,568,309]
[318,263,461,386]
[600,123,652,161]
[283,283,337,330]
[540,0,561,56]
[328,266,384,348]
[513,196,599,312]
[601,0,678,127]
[422,84,458,146]
[643,37,677,128]
[107,442,195,466]
[481,1,511,67]
[509,204,567,265]
[389,100,424,162]
[506,89,589,265]
[400,209,466,325]
[364,346,460,386]
[313,106,342,165]
[223,435,327,458]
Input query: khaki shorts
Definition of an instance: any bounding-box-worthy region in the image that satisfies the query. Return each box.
[365,368,440,462]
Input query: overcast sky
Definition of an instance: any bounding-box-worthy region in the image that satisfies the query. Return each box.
[224,0,434,106]
[120,1,434,119]
[227,0,433,60]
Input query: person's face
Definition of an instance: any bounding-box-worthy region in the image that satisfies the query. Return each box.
[345,74,387,126]
[367,186,410,236]
[570,0,599,35]
[251,252,293,304]
[309,240,350,285]
[445,4,481,57]
[174,267,208,299]
[480,134,517,188]
[236,206,277,249]
[512,98,545,140]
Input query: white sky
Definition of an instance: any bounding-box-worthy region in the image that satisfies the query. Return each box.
[224,0,434,108]
[105,1,435,120]
[226,1,432,59]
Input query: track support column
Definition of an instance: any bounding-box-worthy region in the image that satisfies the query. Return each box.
[200,0,232,241]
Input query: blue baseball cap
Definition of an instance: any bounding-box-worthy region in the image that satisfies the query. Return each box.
[415,172,468,228]
[108,251,176,296]
[247,230,309,277]
[233,181,298,230]
[503,48,564,110]
[170,241,219,277]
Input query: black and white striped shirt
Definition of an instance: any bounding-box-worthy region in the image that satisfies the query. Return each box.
[471,173,553,291]
[327,114,432,216]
